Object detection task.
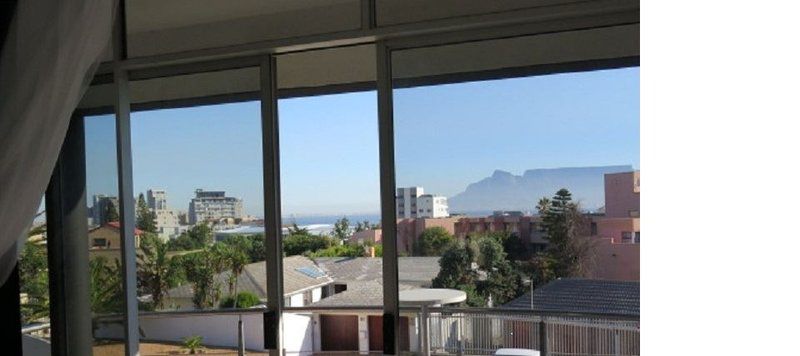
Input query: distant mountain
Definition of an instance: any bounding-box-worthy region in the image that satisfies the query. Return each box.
[448,165,634,213]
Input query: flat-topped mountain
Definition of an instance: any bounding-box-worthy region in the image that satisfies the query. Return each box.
[448,165,634,213]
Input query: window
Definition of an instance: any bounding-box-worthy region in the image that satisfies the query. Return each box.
[392,37,640,352]
[622,231,633,243]
[84,114,126,353]
[277,82,380,354]
[130,101,266,320]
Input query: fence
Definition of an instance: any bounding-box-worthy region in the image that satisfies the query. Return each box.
[427,308,639,356]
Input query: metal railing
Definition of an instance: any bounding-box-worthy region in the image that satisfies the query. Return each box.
[84,305,638,356]
[426,308,639,356]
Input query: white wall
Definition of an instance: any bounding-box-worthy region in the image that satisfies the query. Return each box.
[290,293,304,307]
[94,311,315,353]
[312,288,322,303]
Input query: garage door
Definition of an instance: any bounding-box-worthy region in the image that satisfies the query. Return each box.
[321,315,359,351]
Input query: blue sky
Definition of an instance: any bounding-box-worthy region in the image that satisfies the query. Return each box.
[85,67,639,218]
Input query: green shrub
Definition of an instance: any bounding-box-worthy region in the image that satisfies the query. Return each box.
[219,291,261,309]
[182,335,204,354]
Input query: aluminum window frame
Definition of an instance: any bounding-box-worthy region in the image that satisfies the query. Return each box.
[69,4,640,356]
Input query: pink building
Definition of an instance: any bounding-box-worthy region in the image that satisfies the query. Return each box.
[592,171,641,244]
[588,238,640,281]
[604,171,640,218]
[397,217,460,254]
[588,170,640,280]
[349,229,383,245]
[454,214,548,251]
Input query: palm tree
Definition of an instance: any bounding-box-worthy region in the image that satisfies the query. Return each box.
[137,234,181,309]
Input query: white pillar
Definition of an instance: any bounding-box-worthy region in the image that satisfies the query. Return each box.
[358,314,369,354]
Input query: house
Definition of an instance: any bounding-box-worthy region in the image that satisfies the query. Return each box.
[165,255,334,310]
[306,257,441,353]
[88,222,144,262]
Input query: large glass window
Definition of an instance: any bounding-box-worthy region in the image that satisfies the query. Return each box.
[277,87,382,354]
[391,39,640,355]
[127,100,267,354]
[84,114,125,354]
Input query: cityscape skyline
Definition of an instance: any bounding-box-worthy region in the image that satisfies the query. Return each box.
[85,67,639,217]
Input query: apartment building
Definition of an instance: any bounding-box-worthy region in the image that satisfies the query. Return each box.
[146,189,167,211]
[147,189,183,240]
[188,189,243,225]
[596,171,641,243]
[396,187,448,219]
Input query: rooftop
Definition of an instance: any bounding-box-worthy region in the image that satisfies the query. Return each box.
[504,278,639,316]
[168,255,333,301]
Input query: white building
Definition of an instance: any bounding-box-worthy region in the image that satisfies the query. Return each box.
[396,187,448,218]
[146,189,183,240]
[188,189,244,224]
[417,194,449,218]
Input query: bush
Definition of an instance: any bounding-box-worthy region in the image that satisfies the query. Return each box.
[308,244,365,258]
[220,291,261,309]
[414,227,456,256]
[182,335,204,354]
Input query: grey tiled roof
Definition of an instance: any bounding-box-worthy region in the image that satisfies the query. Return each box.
[309,281,420,307]
[167,255,333,300]
[309,257,441,307]
[312,256,440,287]
[504,278,639,316]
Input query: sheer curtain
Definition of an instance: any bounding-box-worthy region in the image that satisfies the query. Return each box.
[0,0,117,285]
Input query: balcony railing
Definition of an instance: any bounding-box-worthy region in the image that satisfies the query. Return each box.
[82,306,638,356]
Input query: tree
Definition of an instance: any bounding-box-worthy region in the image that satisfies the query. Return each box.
[355,220,372,232]
[431,235,526,307]
[531,188,594,285]
[218,243,249,296]
[136,193,157,233]
[168,223,213,251]
[19,240,49,323]
[182,252,218,310]
[220,291,261,309]
[89,256,125,314]
[103,202,119,223]
[284,233,333,256]
[475,237,524,305]
[182,245,231,309]
[431,241,484,306]
[222,234,265,263]
[137,234,183,310]
[414,227,455,256]
[332,216,350,240]
[308,244,365,258]
[287,223,308,235]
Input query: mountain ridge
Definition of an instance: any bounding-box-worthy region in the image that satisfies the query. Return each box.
[449,165,634,213]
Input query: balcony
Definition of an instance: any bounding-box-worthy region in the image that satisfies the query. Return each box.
[27,306,638,356]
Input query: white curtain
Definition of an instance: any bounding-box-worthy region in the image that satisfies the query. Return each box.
[0,0,117,285]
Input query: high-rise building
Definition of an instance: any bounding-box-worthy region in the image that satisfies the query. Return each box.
[188,189,244,224]
[145,188,182,240]
[146,189,168,211]
[90,194,120,227]
[396,187,449,219]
